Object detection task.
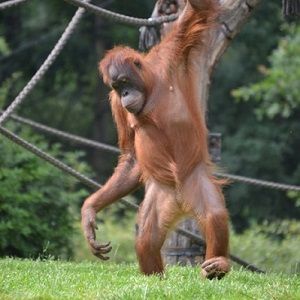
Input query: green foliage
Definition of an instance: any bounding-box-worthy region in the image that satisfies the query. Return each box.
[0,36,9,55]
[288,190,300,208]
[1,259,300,299]
[0,72,21,109]
[0,124,90,259]
[231,221,300,274]
[224,22,300,229]
[232,24,300,120]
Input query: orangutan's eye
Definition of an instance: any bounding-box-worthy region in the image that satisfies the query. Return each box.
[134,61,142,69]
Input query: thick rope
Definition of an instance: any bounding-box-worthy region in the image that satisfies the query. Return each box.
[0,125,136,209]
[4,111,300,193]
[0,124,264,273]
[2,111,120,153]
[216,172,300,192]
[0,0,27,10]
[63,0,178,26]
[0,2,89,126]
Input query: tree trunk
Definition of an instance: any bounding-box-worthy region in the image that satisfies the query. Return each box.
[198,0,262,113]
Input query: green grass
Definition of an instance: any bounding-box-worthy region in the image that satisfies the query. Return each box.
[0,259,299,300]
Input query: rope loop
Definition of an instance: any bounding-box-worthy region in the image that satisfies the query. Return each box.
[215,172,300,192]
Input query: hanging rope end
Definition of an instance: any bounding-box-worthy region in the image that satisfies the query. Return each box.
[283,0,300,17]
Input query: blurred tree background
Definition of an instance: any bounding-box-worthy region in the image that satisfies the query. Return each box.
[0,0,299,272]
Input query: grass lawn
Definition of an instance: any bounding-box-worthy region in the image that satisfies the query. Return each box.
[0,258,299,299]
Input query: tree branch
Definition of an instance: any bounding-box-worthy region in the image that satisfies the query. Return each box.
[193,0,263,112]
[210,0,262,67]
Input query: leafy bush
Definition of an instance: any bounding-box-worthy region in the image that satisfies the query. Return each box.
[231,221,300,274]
[0,125,90,259]
[223,23,300,230]
[232,24,300,120]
